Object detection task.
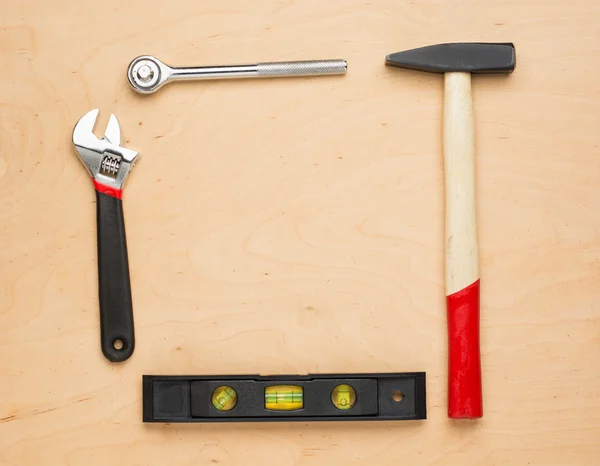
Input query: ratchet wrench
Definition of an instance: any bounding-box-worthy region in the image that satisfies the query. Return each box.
[72,109,140,362]
[127,55,347,94]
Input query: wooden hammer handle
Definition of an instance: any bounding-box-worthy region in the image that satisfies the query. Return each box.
[443,72,483,419]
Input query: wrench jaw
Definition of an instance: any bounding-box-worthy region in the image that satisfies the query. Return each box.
[72,109,140,194]
[127,56,173,94]
[104,113,121,146]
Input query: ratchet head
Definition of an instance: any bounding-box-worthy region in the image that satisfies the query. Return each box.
[73,109,140,193]
[127,56,174,94]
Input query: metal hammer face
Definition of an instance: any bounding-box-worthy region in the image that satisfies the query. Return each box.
[385,42,515,74]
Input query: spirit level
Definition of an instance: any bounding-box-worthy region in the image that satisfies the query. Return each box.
[143,372,426,422]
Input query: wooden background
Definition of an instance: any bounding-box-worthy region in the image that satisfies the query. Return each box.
[1,0,599,464]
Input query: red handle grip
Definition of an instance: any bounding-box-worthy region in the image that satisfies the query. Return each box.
[447,279,482,419]
[93,179,123,199]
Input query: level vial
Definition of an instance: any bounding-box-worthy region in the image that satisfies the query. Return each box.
[212,386,237,412]
[331,384,357,410]
[264,385,303,411]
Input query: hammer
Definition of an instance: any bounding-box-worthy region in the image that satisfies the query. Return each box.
[385,43,516,419]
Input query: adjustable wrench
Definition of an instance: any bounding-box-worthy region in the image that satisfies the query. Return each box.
[72,109,140,362]
[127,55,347,94]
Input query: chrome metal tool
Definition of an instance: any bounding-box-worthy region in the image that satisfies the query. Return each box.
[72,109,140,362]
[127,55,347,94]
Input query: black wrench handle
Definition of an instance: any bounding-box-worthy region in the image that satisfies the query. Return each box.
[96,190,135,362]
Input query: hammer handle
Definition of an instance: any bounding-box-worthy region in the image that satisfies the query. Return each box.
[443,72,483,419]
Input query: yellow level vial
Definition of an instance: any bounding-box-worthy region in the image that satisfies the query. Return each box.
[331,384,357,410]
[264,385,303,411]
[211,385,238,412]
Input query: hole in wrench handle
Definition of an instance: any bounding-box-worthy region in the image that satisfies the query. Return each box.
[96,190,135,362]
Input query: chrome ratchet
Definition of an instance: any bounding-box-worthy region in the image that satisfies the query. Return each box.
[127,55,347,94]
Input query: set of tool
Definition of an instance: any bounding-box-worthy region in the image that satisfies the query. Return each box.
[71,42,515,422]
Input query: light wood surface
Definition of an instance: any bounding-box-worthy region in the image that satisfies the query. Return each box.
[443,72,479,296]
[1,1,600,465]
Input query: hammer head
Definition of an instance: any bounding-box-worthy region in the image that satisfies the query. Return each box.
[386,42,515,74]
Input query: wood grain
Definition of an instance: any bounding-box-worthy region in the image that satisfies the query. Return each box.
[1,0,600,464]
[443,72,478,295]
